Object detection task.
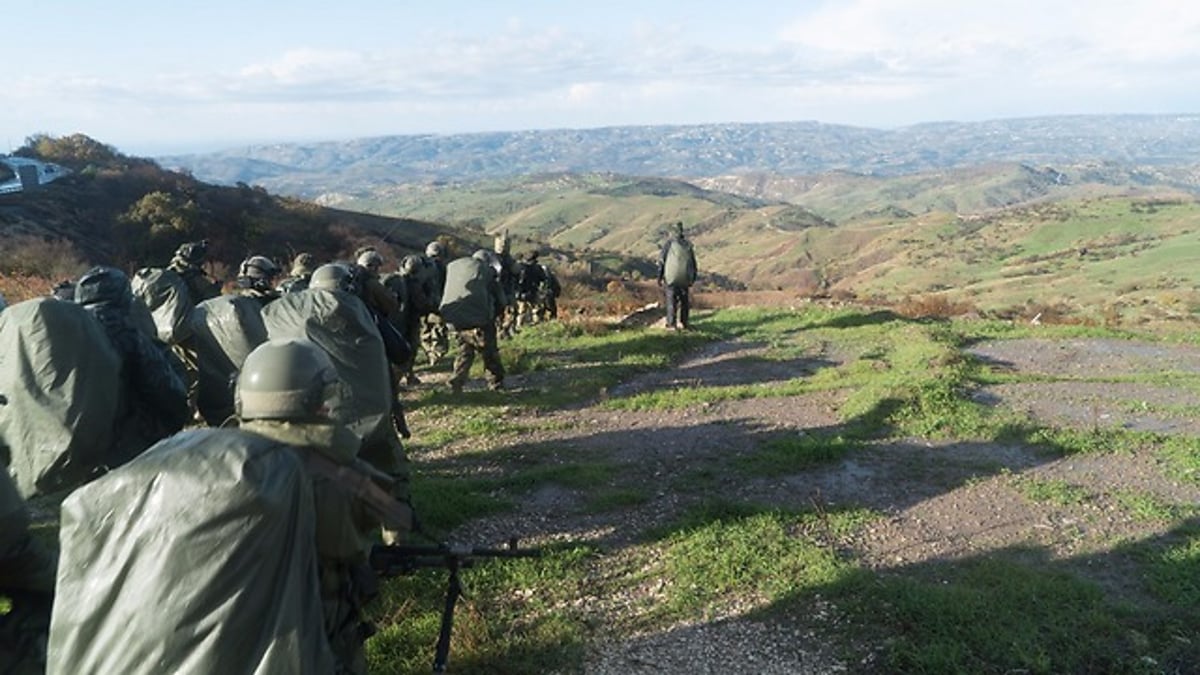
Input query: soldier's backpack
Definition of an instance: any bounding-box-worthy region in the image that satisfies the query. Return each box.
[439,257,495,330]
[0,298,123,497]
[261,289,391,442]
[130,267,194,343]
[48,428,335,675]
[189,295,269,426]
[401,254,442,315]
[663,239,696,287]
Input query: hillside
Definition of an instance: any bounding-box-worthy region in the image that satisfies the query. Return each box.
[322,166,1200,325]
[0,135,479,299]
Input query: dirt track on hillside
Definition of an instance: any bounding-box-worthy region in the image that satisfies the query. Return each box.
[416,333,1200,673]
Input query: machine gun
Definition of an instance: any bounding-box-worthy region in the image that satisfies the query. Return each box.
[369,538,541,673]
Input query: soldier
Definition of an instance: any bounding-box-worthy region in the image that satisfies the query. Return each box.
[278,252,317,294]
[75,266,190,457]
[536,261,562,322]
[167,239,221,304]
[656,222,698,331]
[515,250,548,327]
[353,248,411,439]
[264,263,413,546]
[235,338,411,673]
[492,231,519,337]
[234,255,282,306]
[419,241,450,367]
[440,250,507,393]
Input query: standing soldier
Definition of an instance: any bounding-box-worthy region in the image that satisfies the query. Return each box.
[515,250,547,327]
[536,260,562,322]
[419,241,450,367]
[656,222,698,331]
[440,250,507,393]
[493,231,519,337]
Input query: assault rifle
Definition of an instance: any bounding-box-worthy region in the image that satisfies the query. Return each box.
[370,538,541,673]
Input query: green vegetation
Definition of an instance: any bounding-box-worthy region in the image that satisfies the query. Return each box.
[384,305,1200,673]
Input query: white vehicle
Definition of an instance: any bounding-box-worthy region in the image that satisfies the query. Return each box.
[0,156,70,194]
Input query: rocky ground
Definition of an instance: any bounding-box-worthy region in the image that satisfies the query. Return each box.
[415,333,1200,673]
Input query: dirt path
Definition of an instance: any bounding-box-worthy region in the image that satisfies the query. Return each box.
[426,335,1200,673]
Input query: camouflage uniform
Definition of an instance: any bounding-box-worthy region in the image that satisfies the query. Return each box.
[447,252,507,392]
[536,263,562,322]
[419,245,449,366]
[166,242,221,413]
[515,253,548,327]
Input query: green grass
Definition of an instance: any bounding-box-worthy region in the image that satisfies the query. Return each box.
[832,557,1167,674]
[736,432,858,475]
[1014,477,1091,506]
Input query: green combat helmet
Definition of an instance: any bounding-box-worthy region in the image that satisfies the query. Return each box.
[309,262,361,295]
[235,338,340,421]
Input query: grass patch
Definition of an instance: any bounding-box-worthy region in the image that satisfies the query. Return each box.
[736,432,857,475]
[834,557,1175,674]
[644,501,869,625]
[1014,477,1091,506]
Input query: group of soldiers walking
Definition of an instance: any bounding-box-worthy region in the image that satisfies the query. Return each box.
[0,234,563,674]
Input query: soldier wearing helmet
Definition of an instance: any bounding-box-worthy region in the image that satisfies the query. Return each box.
[419,241,450,368]
[441,250,507,393]
[352,248,402,330]
[235,255,282,305]
[233,338,411,673]
[75,266,189,459]
[167,239,221,305]
[492,231,519,338]
[277,252,317,294]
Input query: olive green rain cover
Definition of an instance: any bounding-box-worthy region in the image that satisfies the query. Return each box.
[190,295,269,425]
[130,266,194,344]
[0,298,122,498]
[48,428,335,675]
[439,257,494,330]
[261,288,390,440]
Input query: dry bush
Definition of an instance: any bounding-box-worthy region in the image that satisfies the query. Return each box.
[992,301,1086,326]
[893,294,981,320]
[693,289,813,309]
[0,272,55,304]
[0,234,91,282]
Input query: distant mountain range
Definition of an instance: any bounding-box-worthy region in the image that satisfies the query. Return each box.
[160,114,1200,200]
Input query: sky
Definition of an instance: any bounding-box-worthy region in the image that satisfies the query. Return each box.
[5,0,1200,156]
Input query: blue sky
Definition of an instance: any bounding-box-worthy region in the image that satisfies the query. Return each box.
[6,0,1200,156]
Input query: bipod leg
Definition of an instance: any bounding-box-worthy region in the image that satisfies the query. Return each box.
[432,558,463,673]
